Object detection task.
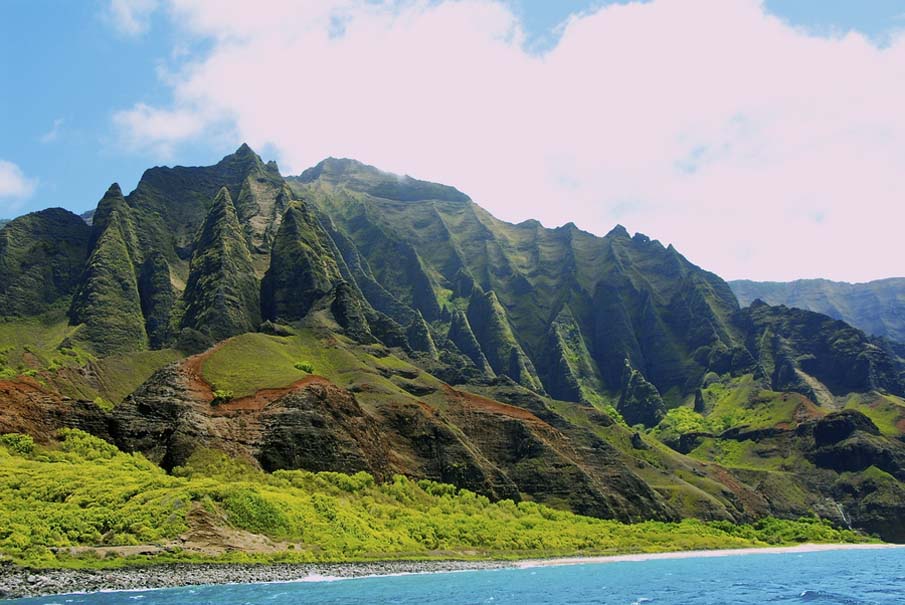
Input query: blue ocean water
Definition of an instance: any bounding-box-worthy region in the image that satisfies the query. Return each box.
[6,548,905,605]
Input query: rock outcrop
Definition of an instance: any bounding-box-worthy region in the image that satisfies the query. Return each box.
[617,364,666,428]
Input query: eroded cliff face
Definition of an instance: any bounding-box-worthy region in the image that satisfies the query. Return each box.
[108,347,674,523]
[0,378,111,442]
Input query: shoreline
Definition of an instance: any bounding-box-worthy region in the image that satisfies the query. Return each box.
[0,543,899,600]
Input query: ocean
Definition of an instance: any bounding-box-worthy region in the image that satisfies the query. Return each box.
[6,547,905,604]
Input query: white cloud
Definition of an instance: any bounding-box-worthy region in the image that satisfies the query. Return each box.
[113,102,209,158]
[104,0,159,37]
[0,161,37,212]
[113,0,905,282]
[39,118,64,144]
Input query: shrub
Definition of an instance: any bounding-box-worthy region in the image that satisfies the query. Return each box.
[212,389,234,405]
[657,407,710,434]
[57,428,119,460]
[0,433,34,456]
[294,361,314,373]
[0,427,873,569]
[93,396,113,411]
[219,488,290,535]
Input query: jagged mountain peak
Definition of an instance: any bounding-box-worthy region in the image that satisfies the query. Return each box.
[261,200,344,322]
[235,142,256,156]
[0,207,91,317]
[218,142,276,171]
[605,224,631,239]
[293,157,470,203]
[297,157,373,181]
[212,185,233,205]
[181,186,261,341]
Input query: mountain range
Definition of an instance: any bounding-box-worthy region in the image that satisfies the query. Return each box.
[731,278,905,344]
[2,145,905,541]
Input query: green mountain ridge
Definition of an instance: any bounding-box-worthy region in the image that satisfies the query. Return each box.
[181,187,262,341]
[731,278,905,344]
[2,144,905,550]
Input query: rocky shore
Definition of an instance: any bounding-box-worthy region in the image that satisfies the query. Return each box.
[0,559,515,600]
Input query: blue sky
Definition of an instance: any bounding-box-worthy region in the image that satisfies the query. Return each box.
[2,1,905,281]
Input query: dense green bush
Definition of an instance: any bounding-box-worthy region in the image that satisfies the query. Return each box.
[294,360,314,373]
[0,430,873,569]
[0,433,34,455]
[211,389,234,405]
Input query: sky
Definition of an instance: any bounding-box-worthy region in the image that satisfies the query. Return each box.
[2,0,905,283]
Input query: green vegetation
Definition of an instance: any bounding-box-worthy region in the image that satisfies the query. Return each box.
[0,430,872,569]
[261,201,343,322]
[211,390,234,405]
[69,185,149,356]
[199,329,424,398]
[0,433,34,455]
[0,321,180,405]
[618,365,666,428]
[181,187,261,341]
[547,399,766,519]
[654,375,820,444]
[0,208,90,318]
[1,143,904,549]
[0,309,93,378]
[844,393,905,436]
[201,332,342,396]
[47,348,183,405]
[656,407,711,436]
[540,306,607,405]
[466,290,543,391]
[294,360,314,373]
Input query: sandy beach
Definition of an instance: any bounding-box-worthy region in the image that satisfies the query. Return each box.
[0,543,900,600]
[515,542,901,568]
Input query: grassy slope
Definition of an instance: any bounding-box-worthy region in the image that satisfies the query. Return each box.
[0,309,182,405]
[200,328,443,408]
[204,330,391,395]
[547,400,755,519]
[0,430,871,570]
[52,349,184,406]
[844,393,905,436]
[0,309,90,376]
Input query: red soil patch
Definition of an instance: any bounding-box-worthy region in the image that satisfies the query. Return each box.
[180,341,335,412]
[794,396,824,423]
[442,384,547,424]
[0,378,100,442]
[214,374,332,412]
[180,341,227,401]
[707,464,769,516]
[895,417,905,433]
